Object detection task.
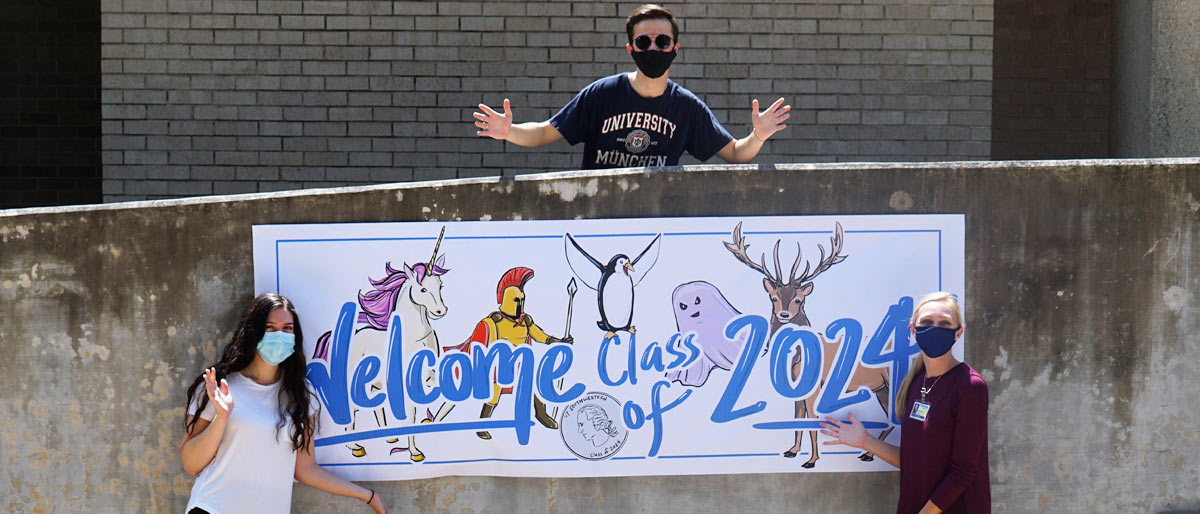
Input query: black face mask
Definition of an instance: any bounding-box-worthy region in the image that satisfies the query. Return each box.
[631,49,676,79]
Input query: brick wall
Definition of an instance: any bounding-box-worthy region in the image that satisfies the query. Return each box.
[101,0,993,202]
[1,0,102,209]
[991,0,1111,159]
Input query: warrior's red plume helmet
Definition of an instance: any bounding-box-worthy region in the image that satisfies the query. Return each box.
[496,267,535,303]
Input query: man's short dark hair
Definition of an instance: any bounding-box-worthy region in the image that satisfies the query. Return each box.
[625,4,679,44]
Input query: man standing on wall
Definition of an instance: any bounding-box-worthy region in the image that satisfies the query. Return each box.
[473,4,790,169]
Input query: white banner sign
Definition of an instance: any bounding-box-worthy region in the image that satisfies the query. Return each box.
[252,214,964,480]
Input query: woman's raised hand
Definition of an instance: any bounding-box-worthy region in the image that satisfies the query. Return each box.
[203,367,234,419]
[819,413,868,449]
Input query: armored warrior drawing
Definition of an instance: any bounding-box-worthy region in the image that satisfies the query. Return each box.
[449,267,574,439]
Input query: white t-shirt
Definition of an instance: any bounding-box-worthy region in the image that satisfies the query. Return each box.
[185,372,300,514]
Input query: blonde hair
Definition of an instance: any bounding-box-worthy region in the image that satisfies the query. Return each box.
[896,292,963,412]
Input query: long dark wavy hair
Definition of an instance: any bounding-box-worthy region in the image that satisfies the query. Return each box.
[184,293,317,451]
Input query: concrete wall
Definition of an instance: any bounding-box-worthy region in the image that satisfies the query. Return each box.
[3,159,1199,513]
[101,0,993,201]
[1113,0,1200,157]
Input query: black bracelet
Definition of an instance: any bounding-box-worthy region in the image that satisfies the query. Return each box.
[366,490,374,504]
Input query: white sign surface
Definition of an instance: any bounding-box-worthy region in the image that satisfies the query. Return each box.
[252,214,964,480]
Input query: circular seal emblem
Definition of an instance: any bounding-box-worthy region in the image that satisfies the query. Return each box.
[623,129,652,154]
[559,391,628,461]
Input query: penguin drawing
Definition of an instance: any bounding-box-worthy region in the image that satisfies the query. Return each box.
[563,233,662,339]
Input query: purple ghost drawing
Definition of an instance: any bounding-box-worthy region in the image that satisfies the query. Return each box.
[666,281,750,387]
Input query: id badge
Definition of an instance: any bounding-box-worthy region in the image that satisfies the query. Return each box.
[910,400,931,421]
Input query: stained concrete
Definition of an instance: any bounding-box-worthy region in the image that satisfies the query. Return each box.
[2,160,1199,513]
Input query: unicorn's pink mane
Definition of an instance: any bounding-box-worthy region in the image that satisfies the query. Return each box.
[356,258,448,331]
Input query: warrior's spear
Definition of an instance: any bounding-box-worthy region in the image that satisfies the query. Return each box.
[551,277,578,420]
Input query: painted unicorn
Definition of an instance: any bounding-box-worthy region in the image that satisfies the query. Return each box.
[312,229,454,462]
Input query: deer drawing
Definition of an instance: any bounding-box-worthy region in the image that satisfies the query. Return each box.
[724,221,893,468]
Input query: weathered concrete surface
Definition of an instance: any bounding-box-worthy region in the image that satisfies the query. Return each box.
[1114,0,1200,157]
[2,160,1199,513]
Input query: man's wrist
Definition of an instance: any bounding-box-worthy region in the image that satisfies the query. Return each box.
[750,130,766,143]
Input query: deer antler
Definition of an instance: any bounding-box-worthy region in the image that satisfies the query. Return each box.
[724,222,780,284]
[787,241,804,284]
[793,222,847,285]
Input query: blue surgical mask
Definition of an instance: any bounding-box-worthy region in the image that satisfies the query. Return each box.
[257,331,295,365]
[914,326,958,358]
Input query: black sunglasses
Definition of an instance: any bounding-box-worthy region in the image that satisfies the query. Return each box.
[633,34,674,51]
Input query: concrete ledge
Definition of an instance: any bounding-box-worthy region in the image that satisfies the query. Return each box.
[7,158,1199,217]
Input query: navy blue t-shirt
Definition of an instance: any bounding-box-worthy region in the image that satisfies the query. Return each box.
[549,73,734,169]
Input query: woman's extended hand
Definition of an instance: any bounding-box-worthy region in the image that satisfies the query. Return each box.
[203,368,234,419]
[819,413,869,449]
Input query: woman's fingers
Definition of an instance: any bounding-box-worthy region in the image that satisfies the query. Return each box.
[819,416,845,444]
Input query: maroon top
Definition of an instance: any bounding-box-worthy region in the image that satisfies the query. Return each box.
[897,362,991,514]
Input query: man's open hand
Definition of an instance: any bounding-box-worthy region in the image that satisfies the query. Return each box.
[751,97,790,142]
[474,99,513,141]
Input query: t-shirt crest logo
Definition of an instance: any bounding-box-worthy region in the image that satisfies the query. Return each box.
[622,129,655,154]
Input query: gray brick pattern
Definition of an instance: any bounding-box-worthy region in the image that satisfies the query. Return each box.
[101,0,993,201]
[2,0,102,208]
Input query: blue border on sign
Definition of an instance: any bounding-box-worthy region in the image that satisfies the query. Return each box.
[269,223,950,468]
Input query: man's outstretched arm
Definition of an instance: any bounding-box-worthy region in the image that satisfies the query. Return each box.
[716,97,790,164]
[474,98,564,148]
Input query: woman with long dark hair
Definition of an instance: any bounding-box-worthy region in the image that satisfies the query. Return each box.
[820,292,990,514]
[180,293,387,513]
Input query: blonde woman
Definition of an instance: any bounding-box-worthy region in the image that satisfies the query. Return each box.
[820,292,990,514]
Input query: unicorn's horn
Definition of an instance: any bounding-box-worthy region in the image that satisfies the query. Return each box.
[428,226,445,270]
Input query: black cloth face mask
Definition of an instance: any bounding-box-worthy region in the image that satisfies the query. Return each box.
[631,49,676,79]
